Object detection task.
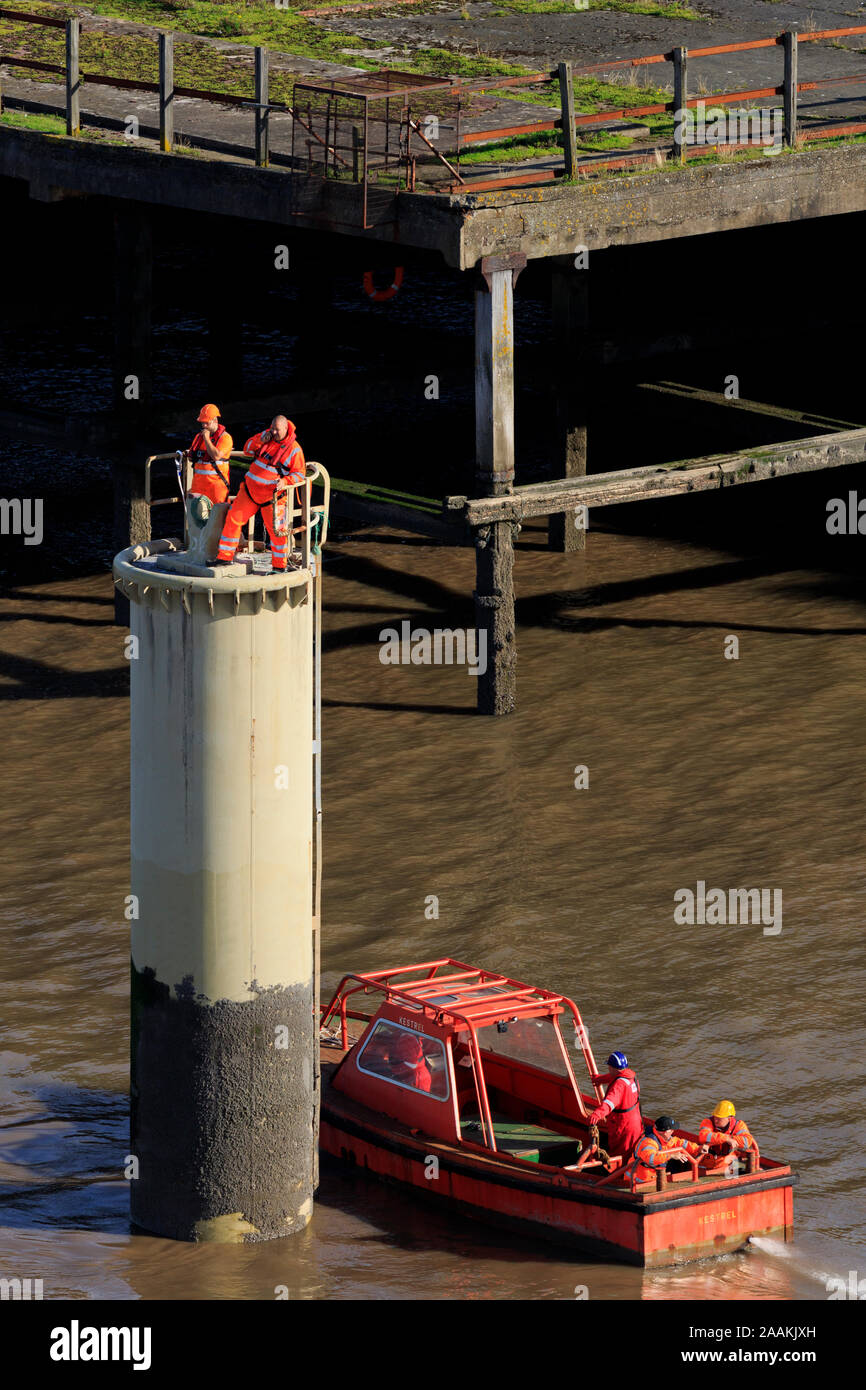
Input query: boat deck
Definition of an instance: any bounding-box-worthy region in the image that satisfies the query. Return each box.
[319,1035,788,1203]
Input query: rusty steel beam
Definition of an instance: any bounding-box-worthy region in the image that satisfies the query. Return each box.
[803,121,866,141]
[462,119,560,145]
[799,24,866,43]
[446,168,558,193]
[689,37,780,58]
[797,74,866,93]
[0,6,65,25]
[457,71,556,91]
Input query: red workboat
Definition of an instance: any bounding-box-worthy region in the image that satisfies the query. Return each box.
[319,958,796,1266]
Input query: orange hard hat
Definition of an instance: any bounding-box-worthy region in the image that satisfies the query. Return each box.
[197,403,220,423]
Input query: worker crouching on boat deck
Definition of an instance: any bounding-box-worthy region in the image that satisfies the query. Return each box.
[628,1116,701,1184]
[698,1100,754,1170]
[587,1050,643,1157]
[187,404,233,505]
[215,416,305,571]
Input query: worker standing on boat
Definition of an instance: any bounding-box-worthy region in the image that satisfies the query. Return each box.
[187,404,233,505]
[215,415,305,571]
[628,1116,701,1184]
[698,1101,754,1166]
[587,1051,642,1157]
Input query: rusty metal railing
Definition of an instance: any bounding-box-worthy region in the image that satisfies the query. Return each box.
[450,24,866,192]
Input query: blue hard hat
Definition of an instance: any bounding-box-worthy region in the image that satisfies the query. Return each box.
[607,1051,628,1069]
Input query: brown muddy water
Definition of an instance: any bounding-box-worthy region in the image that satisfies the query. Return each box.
[1,510,864,1300]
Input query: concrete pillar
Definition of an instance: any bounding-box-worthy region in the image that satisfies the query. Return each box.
[549,255,588,552]
[473,255,524,716]
[113,546,315,1242]
[113,206,153,624]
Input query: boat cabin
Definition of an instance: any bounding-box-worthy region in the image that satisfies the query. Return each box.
[323,958,603,1165]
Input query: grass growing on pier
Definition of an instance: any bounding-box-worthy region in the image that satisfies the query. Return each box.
[461,126,635,164]
[0,2,531,81]
[0,108,66,133]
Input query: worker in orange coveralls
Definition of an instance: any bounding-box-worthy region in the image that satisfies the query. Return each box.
[215,415,305,571]
[187,404,233,505]
[389,1030,432,1093]
[628,1116,701,1184]
[697,1100,755,1170]
[587,1050,643,1158]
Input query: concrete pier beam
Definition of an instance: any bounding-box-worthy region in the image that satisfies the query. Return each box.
[473,255,523,716]
[113,544,315,1242]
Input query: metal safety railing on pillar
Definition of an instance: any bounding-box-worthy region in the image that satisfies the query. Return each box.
[143,449,330,568]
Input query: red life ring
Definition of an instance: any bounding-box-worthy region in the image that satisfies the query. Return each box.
[363,266,404,302]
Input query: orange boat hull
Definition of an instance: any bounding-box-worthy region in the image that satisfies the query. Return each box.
[321,1098,795,1267]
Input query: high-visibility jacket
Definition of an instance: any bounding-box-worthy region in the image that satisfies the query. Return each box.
[698,1117,754,1152]
[389,1032,432,1093]
[630,1127,700,1183]
[588,1068,643,1157]
[188,424,233,502]
[243,425,305,503]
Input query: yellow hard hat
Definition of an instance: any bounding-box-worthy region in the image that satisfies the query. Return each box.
[713,1100,736,1119]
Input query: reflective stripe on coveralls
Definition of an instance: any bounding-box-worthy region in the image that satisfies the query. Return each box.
[217,425,306,568]
[629,1127,701,1183]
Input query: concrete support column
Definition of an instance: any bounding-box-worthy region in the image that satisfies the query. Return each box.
[113,549,315,1242]
[549,254,589,552]
[473,255,523,716]
[113,205,153,624]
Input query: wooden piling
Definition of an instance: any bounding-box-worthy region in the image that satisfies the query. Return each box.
[549,255,588,552]
[474,256,523,716]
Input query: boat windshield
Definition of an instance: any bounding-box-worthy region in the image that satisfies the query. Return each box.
[476,1015,569,1076]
